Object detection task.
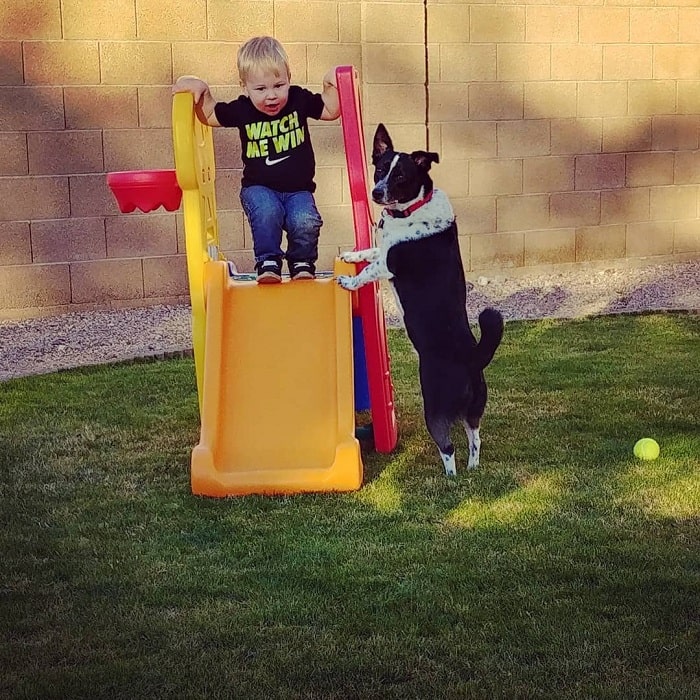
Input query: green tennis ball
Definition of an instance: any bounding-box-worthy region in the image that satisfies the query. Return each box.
[634,438,660,460]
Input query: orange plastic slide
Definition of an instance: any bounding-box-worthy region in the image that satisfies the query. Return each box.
[190,260,363,496]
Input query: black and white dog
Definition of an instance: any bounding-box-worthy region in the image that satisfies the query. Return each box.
[337,124,504,476]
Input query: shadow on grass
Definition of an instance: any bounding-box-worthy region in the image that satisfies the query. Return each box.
[1,314,698,699]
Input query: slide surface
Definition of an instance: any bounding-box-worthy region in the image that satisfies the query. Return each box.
[191,260,363,497]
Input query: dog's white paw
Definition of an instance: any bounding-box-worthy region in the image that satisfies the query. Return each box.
[336,275,359,291]
[441,451,457,477]
[339,251,362,263]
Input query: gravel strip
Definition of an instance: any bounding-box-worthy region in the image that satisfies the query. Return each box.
[1,259,698,382]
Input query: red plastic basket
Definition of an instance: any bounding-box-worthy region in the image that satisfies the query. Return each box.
[107,170,182,213]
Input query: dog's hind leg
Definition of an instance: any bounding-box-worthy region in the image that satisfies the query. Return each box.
[463,419,481,469]
[425,413,457,476]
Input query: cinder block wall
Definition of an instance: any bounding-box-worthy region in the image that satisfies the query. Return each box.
[1,0,698,317]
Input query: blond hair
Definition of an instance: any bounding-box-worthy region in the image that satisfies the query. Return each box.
[237,36,291,84]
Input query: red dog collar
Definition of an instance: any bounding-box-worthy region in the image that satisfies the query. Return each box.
[384,188,434,219]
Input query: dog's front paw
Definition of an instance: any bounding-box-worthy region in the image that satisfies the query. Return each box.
[339,251,362,264]
[336,275,359,291]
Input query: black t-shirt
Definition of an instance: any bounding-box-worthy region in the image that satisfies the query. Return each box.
[214,86,325,193]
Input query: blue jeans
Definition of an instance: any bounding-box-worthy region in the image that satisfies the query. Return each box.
[240,186,323,264]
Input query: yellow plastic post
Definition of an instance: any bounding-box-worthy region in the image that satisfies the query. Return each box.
[171,92,221,412]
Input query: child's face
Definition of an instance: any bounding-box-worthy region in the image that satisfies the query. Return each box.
[243,67,290,117]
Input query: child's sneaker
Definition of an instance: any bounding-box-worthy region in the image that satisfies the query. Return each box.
[256,258,282,284]
[289,261,316,281]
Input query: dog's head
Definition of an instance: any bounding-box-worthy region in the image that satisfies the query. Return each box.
[371,123,439,207]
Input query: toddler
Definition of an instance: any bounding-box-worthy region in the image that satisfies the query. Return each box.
[173,36,340,283]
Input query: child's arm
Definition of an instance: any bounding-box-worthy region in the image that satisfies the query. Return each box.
[319,67,340,121]
[172,75,221,127]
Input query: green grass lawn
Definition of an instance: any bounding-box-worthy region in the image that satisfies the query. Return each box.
[1,313,698,699]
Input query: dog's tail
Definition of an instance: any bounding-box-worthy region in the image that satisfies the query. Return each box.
[472,308,504,370]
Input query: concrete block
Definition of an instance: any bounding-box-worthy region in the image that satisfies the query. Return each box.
[679,9,700,42]
[0,132,27,175]
[100,42,172,85]
[674,151,700,185]
[626,152,674,187]
[630,8,678,43]
[137,0,206,40]
[215,170,243,211]
[470,159,522,197]
[551,45,602,81]
[31,217,106,263]
[523,156,575,194]
[497,120,550,158]
[70,258,144,304]
[674,221,700,253]
[438,122,497,160]
[651,116,700,151]
[0,87,64,131]
[215,210,246,252]
[550,191,600,228]
[602,117,651,153]
[0,41,23,85]
[654,45,700,80]
[363,84,425,124]
[524,82,577,120]
[471,232,524,270]
[429,83,471,123]
[603,45,652,80]
[314,167,343,206]
[207,1,274,41]
[28,130,104,175]
[364,44,425,84]
[143,255,189,298]
[64,87,139,129]
[452,196,496,235]
[649,185,698,221]
[498,44,550,82]
[627,80,676,117]
[575,154,626,191]
[437,162,470,199]
[103,128,174,171]
[24,41,100,85]
[69,174,121,218]
[339,2,360,43]
[315,205,355,247]
[0,0,61,40]
[172,43,240,87]
[62,0,136,39]
[137,87,172,128]
[0,222,31,265]
[364,3,424,43]
[469,83,523,121]
[578,82,628,118]
[439,45,496,82]
[576,224,626,262]
[0,176,69,221]
[600,188,650,225]
[497,194,549,232]
[310,123,346,167]
[524,228,576,266]
[471,6,525,43]
[551,118,602,155]
[307,44,362,85]
[213,129,243,169]
[626,221,674,257]
[105,214,178,258]
[580,8,631,44]
[428,4,470,43]
[275,2,339,43]
[0,263,70,310]
[526,6,579,43]
[678,81,700,116]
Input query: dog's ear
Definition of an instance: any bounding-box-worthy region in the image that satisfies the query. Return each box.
[410,151,440,171]
[372,123,394,164]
